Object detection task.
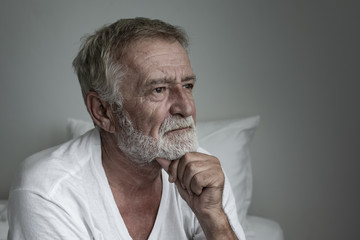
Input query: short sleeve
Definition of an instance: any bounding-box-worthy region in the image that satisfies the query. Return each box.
[8,190,90,240]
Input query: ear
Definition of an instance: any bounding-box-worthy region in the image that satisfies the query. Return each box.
[86,91,116,133]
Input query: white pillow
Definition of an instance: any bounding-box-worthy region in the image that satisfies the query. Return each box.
[67,118,94,139]
[196,116,259,225]
[67,116,260,225]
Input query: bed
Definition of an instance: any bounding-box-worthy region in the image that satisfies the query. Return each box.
[0,200,7,240]
[1,116,283,240]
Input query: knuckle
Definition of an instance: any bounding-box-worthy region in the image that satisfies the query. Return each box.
[192,172,202,183]
[187,161,198,172]
[182,152,192,163]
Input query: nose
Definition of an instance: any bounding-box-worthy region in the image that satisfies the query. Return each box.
[169,85,195,118]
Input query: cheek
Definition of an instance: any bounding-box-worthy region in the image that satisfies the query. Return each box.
[189,98,197,122]
[193,109,197,124]
[145,103,172,135]
[131,103,169,134]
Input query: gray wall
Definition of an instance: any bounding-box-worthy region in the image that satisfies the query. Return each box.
[1,1,359,239]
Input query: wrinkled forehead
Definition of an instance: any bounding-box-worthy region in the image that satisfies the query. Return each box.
[122,38,190,69]
[120,39,193,89]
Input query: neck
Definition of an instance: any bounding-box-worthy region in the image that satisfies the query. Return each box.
[100,131,163,196]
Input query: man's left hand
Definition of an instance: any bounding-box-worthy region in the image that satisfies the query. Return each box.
[156,152,225,218]
[157,153,239,240]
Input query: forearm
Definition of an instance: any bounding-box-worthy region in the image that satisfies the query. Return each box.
[197,209,238,240]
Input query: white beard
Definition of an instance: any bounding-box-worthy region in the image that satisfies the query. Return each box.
[115,110,198,165]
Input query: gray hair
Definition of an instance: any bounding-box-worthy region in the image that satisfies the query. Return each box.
[72,17,189,106]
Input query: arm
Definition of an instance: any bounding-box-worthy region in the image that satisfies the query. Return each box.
[157,152,242,240]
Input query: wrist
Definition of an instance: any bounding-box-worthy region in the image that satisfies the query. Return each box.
[197,209,238,240]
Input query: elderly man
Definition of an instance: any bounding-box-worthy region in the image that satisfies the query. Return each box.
[8,18,245,239]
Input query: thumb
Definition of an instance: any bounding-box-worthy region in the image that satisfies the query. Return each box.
[156,158,171,172]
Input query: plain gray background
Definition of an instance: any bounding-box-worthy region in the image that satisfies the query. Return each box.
[1,0,359,239]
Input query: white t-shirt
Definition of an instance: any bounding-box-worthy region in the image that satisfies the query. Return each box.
[8,129,245,239]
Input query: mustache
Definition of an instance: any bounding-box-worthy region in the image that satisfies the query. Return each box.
[159,116,195,136]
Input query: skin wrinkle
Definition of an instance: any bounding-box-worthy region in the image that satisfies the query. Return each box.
[120,39,196,138]
[108,38,198,166]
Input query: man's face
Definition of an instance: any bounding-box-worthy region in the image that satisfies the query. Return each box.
[114,38,198,164]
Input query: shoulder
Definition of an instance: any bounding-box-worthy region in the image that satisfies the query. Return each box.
[10,129,100,198]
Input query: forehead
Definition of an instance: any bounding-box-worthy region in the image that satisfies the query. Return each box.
[123,38,193,81]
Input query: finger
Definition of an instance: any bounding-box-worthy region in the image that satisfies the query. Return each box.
[156,158,179,183]
[176,153,192,186]
[156,158,171,172]
[183,161,209,194]
[190,170,214,196]
[177,152,207,189]
[174,179,192,201]
[167,159,180,183]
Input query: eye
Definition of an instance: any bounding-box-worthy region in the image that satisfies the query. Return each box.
[152,87,166,93]
[183,83,194,90]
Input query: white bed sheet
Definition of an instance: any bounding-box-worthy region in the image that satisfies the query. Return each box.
[244,215,284,240]
[0,224,7,240]
[0,201,7,240]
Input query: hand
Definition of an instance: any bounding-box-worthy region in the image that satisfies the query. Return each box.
[157,153,239,240]
[156,152,225,217]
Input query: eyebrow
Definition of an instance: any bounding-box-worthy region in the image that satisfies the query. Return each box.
[146,75,197,86]
[183,75,197,82]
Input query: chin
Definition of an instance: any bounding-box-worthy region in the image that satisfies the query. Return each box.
[157,140,199,161]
